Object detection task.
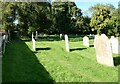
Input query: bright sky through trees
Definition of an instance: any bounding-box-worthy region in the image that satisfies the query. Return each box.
[75,0,118,16]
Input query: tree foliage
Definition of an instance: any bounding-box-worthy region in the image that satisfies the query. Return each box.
[90,4,119,36]
[1,2,118,36]
[52,1,83,34]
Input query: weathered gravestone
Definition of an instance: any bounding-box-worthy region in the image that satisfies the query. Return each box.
[60,34,62,39]
[83,36,89,47]
[95,34,114,66]
[110,36,120,54]
[5,34,8,43]
[65,34,69,52]
[32,38,36,51]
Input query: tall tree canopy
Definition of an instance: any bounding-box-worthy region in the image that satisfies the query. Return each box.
[90,4,119,36]
[52,1,83,34]
[1,1,52,35]
[17,2,52,35]
[2,2,16,31]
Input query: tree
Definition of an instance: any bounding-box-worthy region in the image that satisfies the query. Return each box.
[2,2,16,32]
[90,4,118,36]
[0,1,2,29]
[52,1,83,34]
[17,2,52,35]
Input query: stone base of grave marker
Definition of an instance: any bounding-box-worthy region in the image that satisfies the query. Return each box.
[95,34,114,67]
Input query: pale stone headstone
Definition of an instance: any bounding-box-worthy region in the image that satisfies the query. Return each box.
[95,34,114,66]
[32,32,34,41]
[60,34,62,39]
[110,36,120,54]
[35,31,38,40]
[83,36,89,47]
[32,38,36,51]
[65,34,69,52]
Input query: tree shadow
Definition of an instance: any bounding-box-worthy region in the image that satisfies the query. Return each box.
[89,45,94,47]
[70,48,87,52]
[36,47,51,51]
[2,38,54,83]
[113,57,120,66]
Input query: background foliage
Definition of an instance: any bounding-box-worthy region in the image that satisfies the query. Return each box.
[0,1,119,37]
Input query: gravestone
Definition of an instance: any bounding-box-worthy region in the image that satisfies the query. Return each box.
[95,34,114,66]
[32,38,36,51]
[65,34,69,52]
[32,32,34,41]
[60,34,62,39]
[83,36,89,47]
[110,36,120,54]
[35,31,38,40]
[5,34,8,43]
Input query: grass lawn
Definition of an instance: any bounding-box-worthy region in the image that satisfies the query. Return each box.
[2,35,120,83]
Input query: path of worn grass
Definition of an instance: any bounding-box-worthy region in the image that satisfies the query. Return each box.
[2,36,119,82]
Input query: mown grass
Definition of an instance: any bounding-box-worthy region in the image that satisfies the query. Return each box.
[2,35,120,83]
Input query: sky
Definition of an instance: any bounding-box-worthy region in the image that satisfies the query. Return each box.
[75,1,119,16]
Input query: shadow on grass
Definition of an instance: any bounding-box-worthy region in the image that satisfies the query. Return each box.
[90,45,94,47]
[2,38,54,83]
[70,48,87,52]
[113,57,120,66]
[36,47,51,51]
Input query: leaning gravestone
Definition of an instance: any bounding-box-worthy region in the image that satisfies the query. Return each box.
[65,34,69,52]
[95,34,114,66]
[83,36,89,47]
[32,38,36,51]
[110,36,120,54]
